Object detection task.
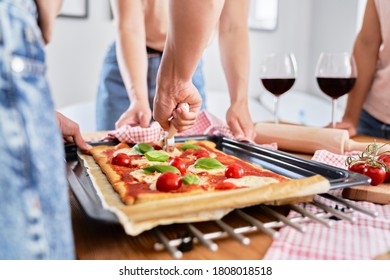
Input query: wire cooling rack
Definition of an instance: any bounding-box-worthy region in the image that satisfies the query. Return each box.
[152,193,378,259]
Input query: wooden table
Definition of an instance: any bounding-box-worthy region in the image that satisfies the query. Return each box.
[69,134,383,260]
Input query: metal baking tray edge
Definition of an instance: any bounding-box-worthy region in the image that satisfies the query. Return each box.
[65,135,370,224]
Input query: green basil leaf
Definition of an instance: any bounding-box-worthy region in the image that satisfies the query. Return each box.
[142,165,180,174]
[144,150,169,162]
[194,158,225,170]
[181,174,200,185]
[134,143,154,155]
[180,143,203,151]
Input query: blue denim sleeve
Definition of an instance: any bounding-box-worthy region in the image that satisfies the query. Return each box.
[0,0,75,259]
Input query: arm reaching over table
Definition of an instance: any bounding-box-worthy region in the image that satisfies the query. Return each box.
[334,0,389,139]
[154,0,224,131]
[219,0,254,140]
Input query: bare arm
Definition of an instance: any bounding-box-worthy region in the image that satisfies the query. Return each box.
[35,1,91,150]
[336,0,381,136]
[35,0,63,44]
[111,0,151,128]
[218,0,254,139]
[154,0,225,131]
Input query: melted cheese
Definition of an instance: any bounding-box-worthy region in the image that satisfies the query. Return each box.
[131,158,169,167]
[130,169,161,184]
[168,148,182,157]
[113,147,138,157]
[224,176,278,188]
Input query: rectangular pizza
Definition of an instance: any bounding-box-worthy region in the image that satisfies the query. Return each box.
[79,139,330,235]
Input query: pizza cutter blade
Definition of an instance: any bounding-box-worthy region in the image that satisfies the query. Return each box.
[163,103,189,152]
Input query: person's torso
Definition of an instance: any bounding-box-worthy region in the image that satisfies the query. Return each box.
[142,0,167,52]
[364,0,390,123]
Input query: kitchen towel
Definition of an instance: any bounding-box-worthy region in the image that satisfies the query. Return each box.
[103,110,277,149]
[264,149,390,260]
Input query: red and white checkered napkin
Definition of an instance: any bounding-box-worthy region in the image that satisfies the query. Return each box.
[264,149,390,260]
[104,110,277,149]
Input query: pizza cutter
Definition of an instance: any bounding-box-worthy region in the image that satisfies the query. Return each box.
[163,103,189,152]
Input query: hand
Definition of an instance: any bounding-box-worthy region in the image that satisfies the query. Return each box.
[226,103,255,140]
[56,112,92,151]
[115,100,152,129]
[329,120,357,137]
[153,82,202,132]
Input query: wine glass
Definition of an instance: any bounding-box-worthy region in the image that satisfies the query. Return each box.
[315,52,357,128]
[259,53,297,123]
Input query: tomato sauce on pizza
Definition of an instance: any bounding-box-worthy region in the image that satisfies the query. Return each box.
[89,140,289,205]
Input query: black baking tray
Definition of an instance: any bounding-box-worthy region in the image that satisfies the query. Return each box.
[65,135,370,224]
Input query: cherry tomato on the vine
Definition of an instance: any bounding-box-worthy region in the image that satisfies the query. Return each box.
[225,163,245,179]
[378,154,390,182]
[111,153,131,167]
[156,172,182,192]
[363,165,387,186]
[348,162,367,174]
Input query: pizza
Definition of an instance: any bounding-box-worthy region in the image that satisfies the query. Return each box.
[79,139,330,235]
[88,140,291,205]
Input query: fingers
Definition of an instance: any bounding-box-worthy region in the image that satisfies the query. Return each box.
[226,107,255,140]
[139,112,151,128]
[153,83,202,131]
[56,112,92,151]
[242,123,255,140]
[227,118,244,139]
[333,121,357,137]
[153,96,174,130]
[170,105,198,132]
[115,106,152,129]
[72,132,92,151]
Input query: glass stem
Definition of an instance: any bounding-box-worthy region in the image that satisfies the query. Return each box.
[331,98,337,128]
[274,96,280,124]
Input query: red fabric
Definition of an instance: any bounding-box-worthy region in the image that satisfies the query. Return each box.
[102,110,278,149]
[264,149,390,260]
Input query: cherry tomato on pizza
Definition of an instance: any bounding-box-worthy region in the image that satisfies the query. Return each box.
[193,149,210,159]
[225,163,245,179]
[156,172,182,192]
[169,157,187,174]
[215,182,237,190]
[112,153,131,167]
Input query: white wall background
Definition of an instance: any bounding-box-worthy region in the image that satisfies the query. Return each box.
[48,0,363,128]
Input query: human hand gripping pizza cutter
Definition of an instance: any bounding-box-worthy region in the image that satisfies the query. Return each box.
[163,102,190,152]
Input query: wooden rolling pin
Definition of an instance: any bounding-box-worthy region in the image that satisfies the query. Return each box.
[254,122,388,154]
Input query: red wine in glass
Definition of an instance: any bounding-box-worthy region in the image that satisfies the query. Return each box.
[315,52,357,128]
[259,53,297,123]
[316,77,356,99]
[261,78,296,97]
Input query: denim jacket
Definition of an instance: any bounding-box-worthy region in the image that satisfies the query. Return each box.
[0,0,75,259]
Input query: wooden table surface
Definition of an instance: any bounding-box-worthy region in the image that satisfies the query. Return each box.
[69,133,385,260]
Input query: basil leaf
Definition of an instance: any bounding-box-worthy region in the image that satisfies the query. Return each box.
[134,143,154,155]
[144,150,169,162]
[181,174,200,185]
[194,158,225,170]
[142,165,180,174]
[180,143,203,151]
